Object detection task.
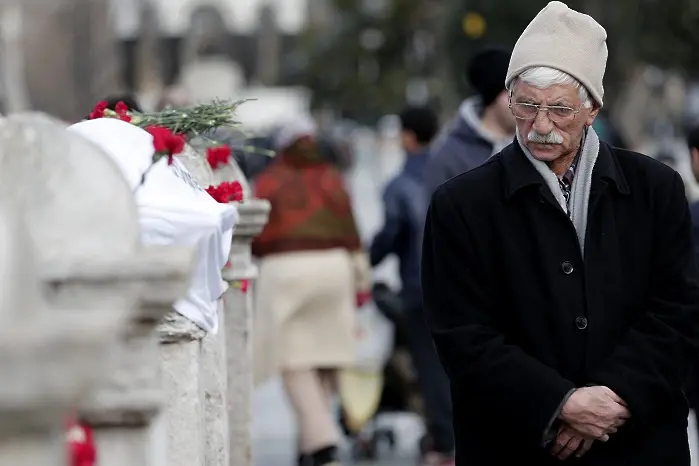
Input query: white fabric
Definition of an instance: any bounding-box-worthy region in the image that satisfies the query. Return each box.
[68,118,238,332]
[516,126,600,254]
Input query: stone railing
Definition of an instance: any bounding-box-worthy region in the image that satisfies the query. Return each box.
[0,113,269,466]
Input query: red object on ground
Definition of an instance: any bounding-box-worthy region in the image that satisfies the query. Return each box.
[66,418,97,466]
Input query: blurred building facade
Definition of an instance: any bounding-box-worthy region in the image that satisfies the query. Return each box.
[114,0,317,91]
[0,0,319,120]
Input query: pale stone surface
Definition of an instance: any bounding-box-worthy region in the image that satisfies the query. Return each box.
[0,195,120,466]
[0,113,139,264]
[159,329,206,466]
[202,304,230,466]
[0,113,196,466]
[158,145,219,466]
[223,198,270,466]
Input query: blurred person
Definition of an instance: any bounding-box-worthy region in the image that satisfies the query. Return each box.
[370,107,454,466]
[688,126,699,256]
[683,127,699,445]
[422,2,699,465]
[252,117,372,466]
[425,46,515,195]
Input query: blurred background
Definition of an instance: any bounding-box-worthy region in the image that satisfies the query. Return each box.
[3,0,699,464]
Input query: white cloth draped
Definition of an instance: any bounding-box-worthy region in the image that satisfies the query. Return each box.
[68,118,237,333]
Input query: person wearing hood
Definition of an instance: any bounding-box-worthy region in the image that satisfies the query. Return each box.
[425,47,515,196]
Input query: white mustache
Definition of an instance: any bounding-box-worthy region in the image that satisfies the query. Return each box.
[527,130,563,144]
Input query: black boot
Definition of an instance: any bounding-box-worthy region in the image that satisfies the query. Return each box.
[308,445,340,466]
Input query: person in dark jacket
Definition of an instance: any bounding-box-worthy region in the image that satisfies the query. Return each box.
[683,124,699,438]
[370,106,454,465]
[425,47,515,195]
[422,3,699,465]
[687,125,699,259]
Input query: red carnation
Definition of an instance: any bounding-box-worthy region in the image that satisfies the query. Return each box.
[114,101,132,123]
[88,100,108,120]
[240,279,249,293]
[206,145,232,170]
[145,125,186,165]
[66,418,96,466]
[205,181,244,203]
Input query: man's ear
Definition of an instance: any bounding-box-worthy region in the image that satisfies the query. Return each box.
[585,104,600,126]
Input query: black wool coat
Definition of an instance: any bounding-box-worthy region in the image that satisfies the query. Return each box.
[421,141,699,465]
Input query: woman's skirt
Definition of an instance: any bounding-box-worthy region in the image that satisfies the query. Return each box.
[253,248,356,386]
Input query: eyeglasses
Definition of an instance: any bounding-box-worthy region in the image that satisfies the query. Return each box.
[509,102,580,123]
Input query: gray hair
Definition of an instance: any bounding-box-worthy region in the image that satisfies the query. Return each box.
[508,66,593,108]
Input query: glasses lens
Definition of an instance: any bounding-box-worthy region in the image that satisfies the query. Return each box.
[512,103,537,120]
[549,107,575,122]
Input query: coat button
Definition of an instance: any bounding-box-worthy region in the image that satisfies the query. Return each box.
[575,316,588,330]
[561,261,574,274]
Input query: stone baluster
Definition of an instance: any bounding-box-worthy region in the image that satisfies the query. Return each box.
[222,200,269,466]
[0,114,196,466]
[211,157,270,466]
[180,144,271,466]
[0,178,129,466]
[158,145,231,466]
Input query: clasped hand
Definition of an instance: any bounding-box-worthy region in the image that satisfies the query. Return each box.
[550,386,630,461]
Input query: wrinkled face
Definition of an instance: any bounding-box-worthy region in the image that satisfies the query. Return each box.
[510,80,599,162]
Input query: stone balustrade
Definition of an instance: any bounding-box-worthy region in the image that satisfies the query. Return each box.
[0,113,270,465]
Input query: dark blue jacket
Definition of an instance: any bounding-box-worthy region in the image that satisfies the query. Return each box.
[425,97,512,197]
[691,201,699,262]
[370,149,429,305]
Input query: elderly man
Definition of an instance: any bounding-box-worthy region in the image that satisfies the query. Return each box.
[421,2,699,465]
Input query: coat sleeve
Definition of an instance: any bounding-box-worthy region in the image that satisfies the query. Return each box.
[588,173,699,422]
[421,185,576,447]
[370,181,405,266]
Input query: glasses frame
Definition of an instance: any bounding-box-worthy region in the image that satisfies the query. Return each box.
[508,100,581,123]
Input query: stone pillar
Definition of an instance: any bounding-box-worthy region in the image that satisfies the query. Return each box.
[158,312,207,466]
[223,199,270,466]
[0,198,126,466]
[75,247,194,466]
[20,0,123,121]
[0,113,196,466]
[156,146,230,466]
[135,0,164,111]
[209,150,271,466]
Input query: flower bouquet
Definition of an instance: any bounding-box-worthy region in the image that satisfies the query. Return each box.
[88,99,249,202]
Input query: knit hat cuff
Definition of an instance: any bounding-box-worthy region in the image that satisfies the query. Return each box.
[506,62,603,107]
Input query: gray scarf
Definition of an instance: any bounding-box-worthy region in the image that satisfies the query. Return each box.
[516,127,600,255]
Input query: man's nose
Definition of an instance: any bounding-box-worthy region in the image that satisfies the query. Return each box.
[532,109,554,134]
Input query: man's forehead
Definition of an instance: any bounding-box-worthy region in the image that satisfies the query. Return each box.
[512,81,579,103]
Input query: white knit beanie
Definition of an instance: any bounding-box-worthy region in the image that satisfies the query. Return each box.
[505,1,608,107]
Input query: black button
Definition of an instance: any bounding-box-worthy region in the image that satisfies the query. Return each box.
[561,261,574,274]
[575,316,588,330]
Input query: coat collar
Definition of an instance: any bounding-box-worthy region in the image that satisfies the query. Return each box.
[501,137,630,201]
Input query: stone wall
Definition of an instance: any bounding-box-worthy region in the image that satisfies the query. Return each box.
[0,113,269,466]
